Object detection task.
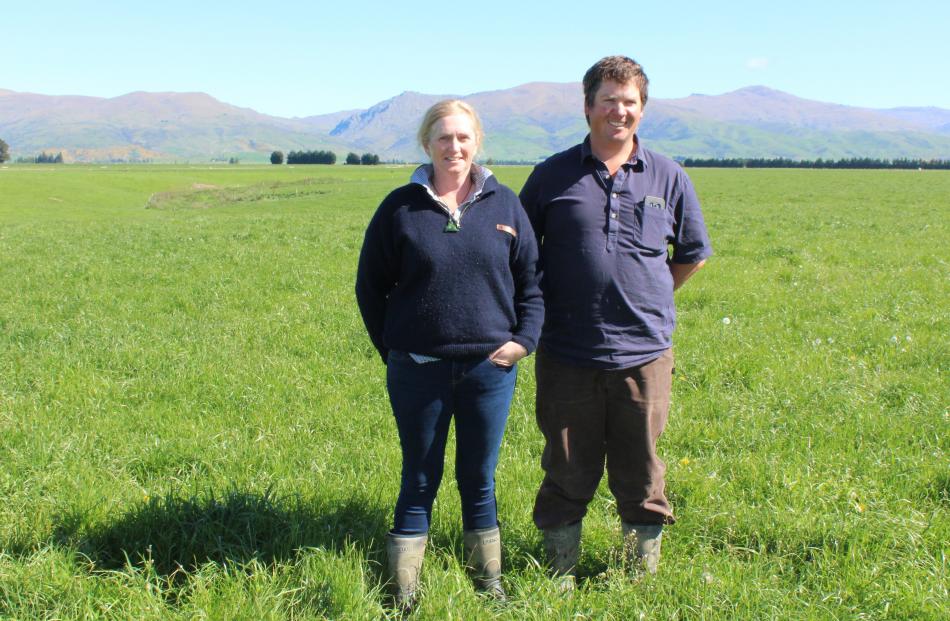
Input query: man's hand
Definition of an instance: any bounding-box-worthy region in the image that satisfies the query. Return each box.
[489,341,529,367]
[670,260,706,291]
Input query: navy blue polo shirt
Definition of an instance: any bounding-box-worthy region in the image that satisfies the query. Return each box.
[520,136,712,369]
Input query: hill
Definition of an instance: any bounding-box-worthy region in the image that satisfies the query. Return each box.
[1,84,948,162]
[0,90,349,162]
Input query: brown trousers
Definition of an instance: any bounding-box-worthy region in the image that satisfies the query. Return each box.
[533,347,675,529]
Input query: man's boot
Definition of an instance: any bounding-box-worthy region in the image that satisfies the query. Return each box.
[542,521,582,590]
[463,526,505,599]
[622,522,663,577]
[386,532,427,611]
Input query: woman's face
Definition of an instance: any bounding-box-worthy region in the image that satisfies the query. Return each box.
[425,113,478,181]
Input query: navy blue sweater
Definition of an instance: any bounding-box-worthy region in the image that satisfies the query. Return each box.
[355,173,543,362]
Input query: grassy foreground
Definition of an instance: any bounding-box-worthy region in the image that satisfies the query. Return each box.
[0,164,947,620]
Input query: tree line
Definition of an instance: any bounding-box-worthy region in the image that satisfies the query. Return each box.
[17,151,65,164]
[5,136,946,171]
[680,157,950,170]
[277,150,337,165]
[0,139,64,164]
[270,150,382,165]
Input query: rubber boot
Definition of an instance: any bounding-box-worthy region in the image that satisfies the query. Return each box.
[622,522,663,577]
[542,521,582,591]
[386,532,427,611]
[463,526,505,599]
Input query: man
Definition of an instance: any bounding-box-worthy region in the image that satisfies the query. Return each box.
[519,55,712,584]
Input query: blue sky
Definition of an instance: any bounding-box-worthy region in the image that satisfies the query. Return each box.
[3,0,947,117]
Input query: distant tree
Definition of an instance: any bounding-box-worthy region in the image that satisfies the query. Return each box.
[228,157,240,165]
[270,150,284,165]
[0,138,9,163]
[346,152,360,165]
[361,152,380,165]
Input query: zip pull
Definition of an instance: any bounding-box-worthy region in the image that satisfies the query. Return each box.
[442,189,487,233]
[449,193,483,232]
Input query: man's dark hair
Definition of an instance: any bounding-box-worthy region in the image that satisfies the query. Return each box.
[583,55,649,108]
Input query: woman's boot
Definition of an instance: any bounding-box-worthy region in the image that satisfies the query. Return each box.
[463,526,505,599]
[386,532,427,610]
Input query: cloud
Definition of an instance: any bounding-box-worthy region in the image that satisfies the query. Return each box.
[746,57,769,70]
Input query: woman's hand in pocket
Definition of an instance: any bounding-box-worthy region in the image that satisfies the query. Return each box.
[488,341,528,368]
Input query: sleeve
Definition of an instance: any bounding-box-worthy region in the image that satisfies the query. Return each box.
[670,170,713,264]
[508,194,544,354]
[518,165,546,250]
[354,199,398,363]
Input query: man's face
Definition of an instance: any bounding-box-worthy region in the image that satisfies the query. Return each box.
[585,79,643,148]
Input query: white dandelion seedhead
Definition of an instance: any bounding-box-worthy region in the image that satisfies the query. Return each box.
[722,317,731,325]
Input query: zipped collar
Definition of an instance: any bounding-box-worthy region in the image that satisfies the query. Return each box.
[410,163,496,229]
[410,163,495,205]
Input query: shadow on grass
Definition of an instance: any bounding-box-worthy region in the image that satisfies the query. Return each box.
[53,488,389,578]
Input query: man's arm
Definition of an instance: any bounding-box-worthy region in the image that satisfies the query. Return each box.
[669,170,711,291]
[518,165,545,249]
[670,260,705,291]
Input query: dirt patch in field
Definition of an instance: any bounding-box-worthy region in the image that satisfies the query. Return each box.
[145,178,331,210]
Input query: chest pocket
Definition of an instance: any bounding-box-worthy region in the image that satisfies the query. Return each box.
[634,196,672,252]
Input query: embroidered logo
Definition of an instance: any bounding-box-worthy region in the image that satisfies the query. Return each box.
[646,196,666,210]
[496,224,517,237]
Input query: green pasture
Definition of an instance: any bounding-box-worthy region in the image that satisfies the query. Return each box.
[0,164,947,620]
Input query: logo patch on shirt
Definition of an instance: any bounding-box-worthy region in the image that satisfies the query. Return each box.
[646,196,666,210]
[496,224,517,237]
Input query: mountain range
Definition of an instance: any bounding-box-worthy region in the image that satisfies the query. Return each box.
[2,84,949,163]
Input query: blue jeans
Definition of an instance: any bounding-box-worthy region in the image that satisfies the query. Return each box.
[386,350,518,535]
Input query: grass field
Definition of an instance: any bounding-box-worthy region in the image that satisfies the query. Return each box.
[0,164,947,620]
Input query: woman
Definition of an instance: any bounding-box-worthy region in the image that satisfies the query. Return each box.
[355,100,542,608]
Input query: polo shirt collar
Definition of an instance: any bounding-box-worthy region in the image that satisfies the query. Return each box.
[580,135,647,170]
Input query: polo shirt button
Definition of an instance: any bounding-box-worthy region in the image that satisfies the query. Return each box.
[611,192,619,199]
[610,212,618,219]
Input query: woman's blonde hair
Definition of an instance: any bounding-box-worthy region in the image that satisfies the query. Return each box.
[417,99,484,155]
